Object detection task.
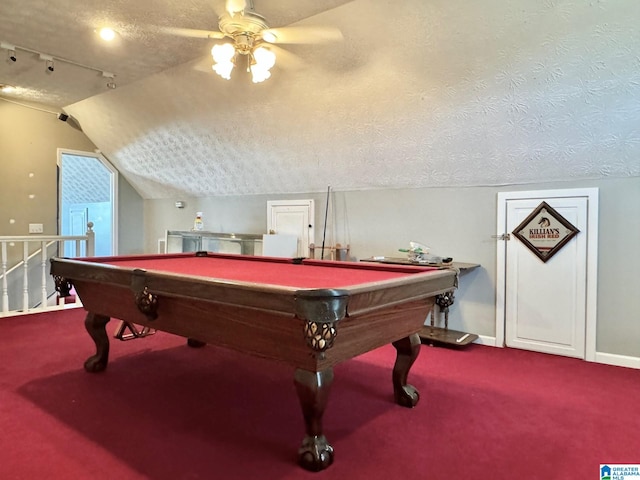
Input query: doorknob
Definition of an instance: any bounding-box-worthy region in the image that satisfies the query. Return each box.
[491,233,511,241]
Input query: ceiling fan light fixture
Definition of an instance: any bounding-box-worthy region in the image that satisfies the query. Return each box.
[250,46,275,83]
[211,43,237,80]
[212,43,236,63]
[213,61,234,80]
[250,66,271,83]
[253,46,275,69]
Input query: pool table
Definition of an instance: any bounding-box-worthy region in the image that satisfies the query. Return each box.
[51,252,457,471]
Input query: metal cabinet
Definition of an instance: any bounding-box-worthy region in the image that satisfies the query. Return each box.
[165,231,263,256]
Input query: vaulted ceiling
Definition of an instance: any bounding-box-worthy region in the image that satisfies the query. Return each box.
[1,0,638,199]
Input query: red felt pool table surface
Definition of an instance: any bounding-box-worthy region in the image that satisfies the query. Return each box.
[90,252,441,289]
[50,251,458,472]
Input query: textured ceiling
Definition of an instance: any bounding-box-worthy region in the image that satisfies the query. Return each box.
[1,0,639,199]
[0,0,350,106]
[60,154,111,205]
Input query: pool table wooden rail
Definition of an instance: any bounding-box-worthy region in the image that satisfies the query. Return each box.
[50,256,456,316]
[51,256,455,371]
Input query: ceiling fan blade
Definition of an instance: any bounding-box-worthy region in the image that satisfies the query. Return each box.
[262,26,343,44]
[225,0,247,15]
[268,45,305,70]
[159,26,226,39]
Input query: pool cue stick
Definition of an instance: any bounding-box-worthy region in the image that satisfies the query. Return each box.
[320,185,331,259]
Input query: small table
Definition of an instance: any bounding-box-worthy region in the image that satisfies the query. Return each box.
[51,252,457,471]
[361,257,480,346]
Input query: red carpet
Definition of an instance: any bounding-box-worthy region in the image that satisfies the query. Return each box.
[1,308,639,479]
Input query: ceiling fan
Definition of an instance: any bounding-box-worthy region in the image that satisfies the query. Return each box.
[163,0,343,83]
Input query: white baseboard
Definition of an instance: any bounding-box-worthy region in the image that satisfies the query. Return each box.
[473,335,640,370]
[474,335,498,347]
[593,352,640,370]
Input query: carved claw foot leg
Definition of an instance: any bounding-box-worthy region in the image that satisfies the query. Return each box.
[84,313,111,372]
[294,368,335,471]
[298,435,334,472]
[392,333,421,407]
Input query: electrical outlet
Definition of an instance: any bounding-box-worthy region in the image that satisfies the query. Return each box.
[28,223,43,234]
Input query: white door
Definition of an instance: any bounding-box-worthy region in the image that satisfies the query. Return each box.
[68,207,88,257]
[496,189,599,360]
[267,200,314,258]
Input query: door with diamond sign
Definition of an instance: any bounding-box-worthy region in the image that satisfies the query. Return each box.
[496,189,599,359]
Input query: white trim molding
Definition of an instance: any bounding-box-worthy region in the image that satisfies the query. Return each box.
[470,341,640,370]
[594,352,640,370]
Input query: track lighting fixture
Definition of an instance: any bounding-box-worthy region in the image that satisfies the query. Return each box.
[39,54,54,72]
[102,71,117,89]
[0,42,117,87]
[1,42,17,62]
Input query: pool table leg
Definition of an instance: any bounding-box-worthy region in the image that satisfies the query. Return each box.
[391,333,421,407]
[84,312,111,373]
[294,368,335,472]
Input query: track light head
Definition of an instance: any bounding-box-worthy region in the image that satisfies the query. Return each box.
[102,71,117,89]
[39,54,54,72]
[1,42,17,62]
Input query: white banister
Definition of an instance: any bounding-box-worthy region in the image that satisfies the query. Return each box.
[0,222,95,316]
[41,240,48,308]
[1,242,7,311]
[22,242,29,311]
[86,222,95,257]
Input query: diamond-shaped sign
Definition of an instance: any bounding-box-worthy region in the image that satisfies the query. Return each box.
[512,201,580,263]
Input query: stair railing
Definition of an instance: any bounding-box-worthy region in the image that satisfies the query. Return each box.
[0,223,95,316]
